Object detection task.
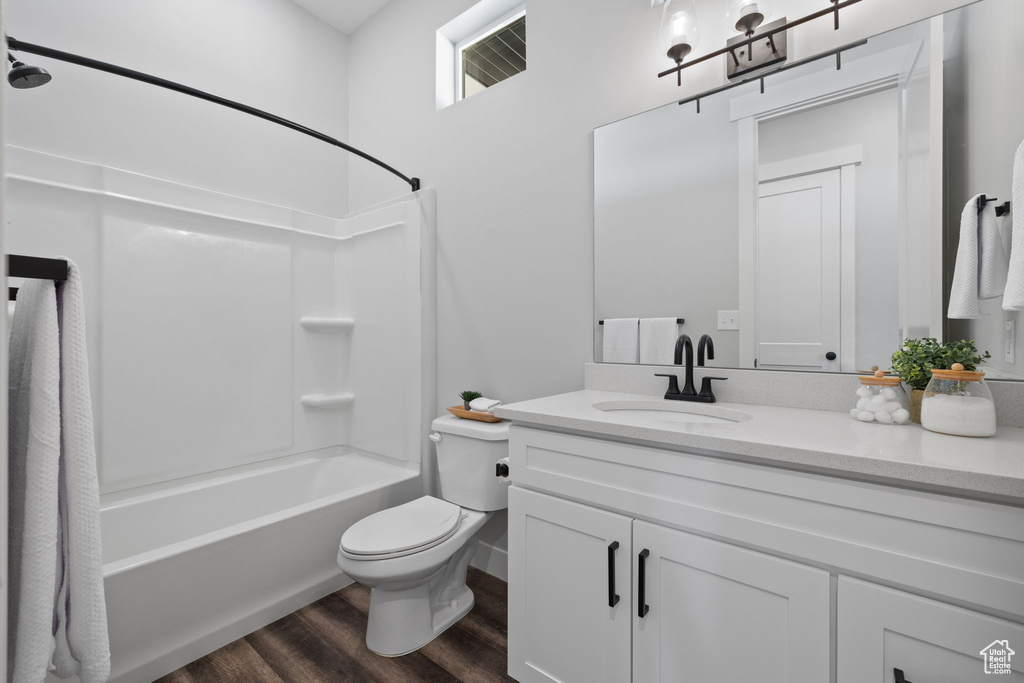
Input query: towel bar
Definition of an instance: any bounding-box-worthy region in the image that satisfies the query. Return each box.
[7,254,69,301]
[599,318,684,326]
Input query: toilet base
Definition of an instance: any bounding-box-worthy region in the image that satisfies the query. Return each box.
[364,538,479,656]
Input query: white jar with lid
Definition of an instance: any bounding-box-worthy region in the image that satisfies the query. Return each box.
[920,363,997,437]
[850,370,911,425]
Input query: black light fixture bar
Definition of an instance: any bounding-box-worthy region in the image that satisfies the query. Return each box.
[6,37,420,192]
[677,40,867,110]
[658,0,863,82]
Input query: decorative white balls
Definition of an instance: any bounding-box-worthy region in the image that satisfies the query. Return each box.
[851,383,910,425]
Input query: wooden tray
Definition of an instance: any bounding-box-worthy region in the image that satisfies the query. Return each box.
[447,405,504,423]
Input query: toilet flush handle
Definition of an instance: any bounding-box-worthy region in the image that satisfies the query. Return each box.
[495,457,511,482]
[428,432,442,443]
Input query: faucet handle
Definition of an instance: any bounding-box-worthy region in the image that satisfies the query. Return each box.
[698,376,728,403]
[655,373,681,398]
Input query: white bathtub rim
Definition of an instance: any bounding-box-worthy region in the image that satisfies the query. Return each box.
[101,446,416,508]
[103,454,420,577]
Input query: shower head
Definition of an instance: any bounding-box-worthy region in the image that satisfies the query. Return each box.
[6,53,51,89]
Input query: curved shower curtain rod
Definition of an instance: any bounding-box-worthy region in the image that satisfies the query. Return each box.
[5,36,421,193]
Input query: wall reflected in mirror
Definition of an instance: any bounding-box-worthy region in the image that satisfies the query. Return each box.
[595,0,1024,378]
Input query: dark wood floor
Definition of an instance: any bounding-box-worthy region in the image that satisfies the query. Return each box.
[158,567,514,683]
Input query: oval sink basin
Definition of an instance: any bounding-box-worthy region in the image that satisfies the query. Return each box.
[592,400,753,425]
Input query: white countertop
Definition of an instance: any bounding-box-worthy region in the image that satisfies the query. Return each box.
[494,390,1024,503]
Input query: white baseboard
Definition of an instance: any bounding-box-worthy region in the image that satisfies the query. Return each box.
[471,541,508,582]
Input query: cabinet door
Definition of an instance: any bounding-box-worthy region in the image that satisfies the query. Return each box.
[508,487,632,683]
[632,521,830,683]
[838,577,1024,682]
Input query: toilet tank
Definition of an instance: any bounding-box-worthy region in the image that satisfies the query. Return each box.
[430,415,509,511]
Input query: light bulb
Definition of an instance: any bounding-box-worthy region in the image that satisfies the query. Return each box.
[661,4,700,63]
[727,0,772,35]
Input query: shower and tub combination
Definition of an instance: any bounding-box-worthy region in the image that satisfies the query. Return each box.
[5,40,436,682]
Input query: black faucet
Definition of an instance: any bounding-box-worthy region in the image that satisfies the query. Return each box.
[672,334,697,396]
[657,333,728,403]
[697,334,715,366]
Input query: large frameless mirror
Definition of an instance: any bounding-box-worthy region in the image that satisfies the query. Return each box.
[594,0,1024,380]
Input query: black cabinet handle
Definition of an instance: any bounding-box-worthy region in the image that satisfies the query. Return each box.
[607,542,620,607]
[893,668,913,683]
[638,548,650,618]
[495,462,509,477]
[826,351,837,361]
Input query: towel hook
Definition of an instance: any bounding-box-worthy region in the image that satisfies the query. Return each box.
[977,194,999,211]
[995,201,1011,217]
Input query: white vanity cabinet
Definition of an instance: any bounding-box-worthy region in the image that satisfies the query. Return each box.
[507,487,632,683]
[631,520,830,682]
[509,487,830,683]
[506,424,1024,683]
[837,578,1024,682]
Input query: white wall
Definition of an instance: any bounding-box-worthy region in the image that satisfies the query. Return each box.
[6,0,350,217]
[6,149,431,494]
[946,0,1024,379]
[347,0,975,570]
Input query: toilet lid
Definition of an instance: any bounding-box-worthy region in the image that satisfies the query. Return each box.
[341,496,463,556]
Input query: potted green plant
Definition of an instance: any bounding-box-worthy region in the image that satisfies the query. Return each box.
[891,338,989,423]
[460,390,483,410]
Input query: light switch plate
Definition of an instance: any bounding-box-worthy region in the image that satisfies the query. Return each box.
[1006,320,1016,364]
[718,310,739,331]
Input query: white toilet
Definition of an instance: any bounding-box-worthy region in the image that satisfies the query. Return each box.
[337,415,510,656]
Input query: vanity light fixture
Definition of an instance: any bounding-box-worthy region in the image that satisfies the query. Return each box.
[659,0,701,86]
[725,0,787,79]
[658,0,863,85]
[727,0,772,38]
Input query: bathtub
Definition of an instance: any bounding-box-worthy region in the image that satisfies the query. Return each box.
[82,451,421,683]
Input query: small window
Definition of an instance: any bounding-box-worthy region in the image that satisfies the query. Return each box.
[457,11,526,100]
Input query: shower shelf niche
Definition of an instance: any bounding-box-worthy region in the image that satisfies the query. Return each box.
[300,317,355,332]
[301,392,355,409]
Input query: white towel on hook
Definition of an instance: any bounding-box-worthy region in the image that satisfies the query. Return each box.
[639,318,679,365]
[1004,139,1024,310]
[948,195,1007,318]
[7,260,109,683]
[51,260,109,683]
[979,200,1009,299]
[8,278,61,683]
[602,318,639,363]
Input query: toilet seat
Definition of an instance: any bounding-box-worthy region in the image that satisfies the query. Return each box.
[341,496,464,560]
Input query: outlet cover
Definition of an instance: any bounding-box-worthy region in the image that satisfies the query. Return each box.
[718,310,739,331]
[1007,320,1016,364]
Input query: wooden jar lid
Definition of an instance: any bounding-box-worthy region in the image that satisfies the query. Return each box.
[859,369,903,386]
[930,362,985,382]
